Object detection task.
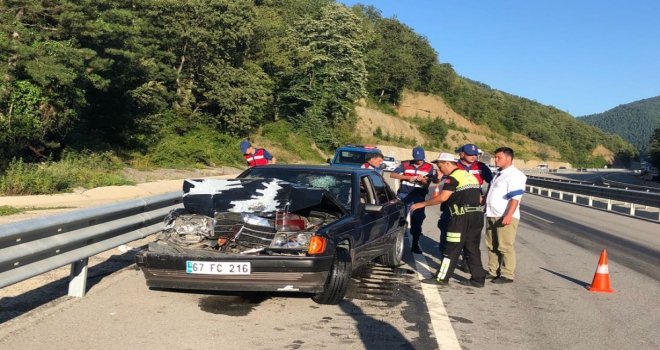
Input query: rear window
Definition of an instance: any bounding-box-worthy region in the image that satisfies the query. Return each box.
[242,168,353,209]
[334,150,367,165]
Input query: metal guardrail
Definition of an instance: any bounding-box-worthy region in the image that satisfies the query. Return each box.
[526,177,660,208]
[0,192,182,296]
[600,175,660,193]
[526,175,593,185]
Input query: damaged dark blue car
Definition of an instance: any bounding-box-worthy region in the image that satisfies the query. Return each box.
[135,165,406,304]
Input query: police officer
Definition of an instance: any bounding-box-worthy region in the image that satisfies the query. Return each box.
[438,144,493,269]
[361,152,385,175]
[240,140,276,168]
[390,146,437,254]
[411,152,486,287]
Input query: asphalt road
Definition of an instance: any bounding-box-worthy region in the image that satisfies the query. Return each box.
[1,194,658,349]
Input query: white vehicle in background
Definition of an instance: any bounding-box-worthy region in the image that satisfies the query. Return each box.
[383,156,397,171]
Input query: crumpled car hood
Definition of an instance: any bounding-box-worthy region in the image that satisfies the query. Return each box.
[182,178,346,217]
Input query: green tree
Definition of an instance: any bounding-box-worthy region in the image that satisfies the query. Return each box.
[0,1,110,164]
[280,2,368,146]
[649,127,660,170]
[352,6,438,104]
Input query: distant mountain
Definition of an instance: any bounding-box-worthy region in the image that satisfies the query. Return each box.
[580,96,660,155]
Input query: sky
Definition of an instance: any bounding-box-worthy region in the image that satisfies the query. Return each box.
[339,0,660,116]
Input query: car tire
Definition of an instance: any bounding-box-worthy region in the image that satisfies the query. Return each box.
[379,229,404,267]
[312,248,351,305]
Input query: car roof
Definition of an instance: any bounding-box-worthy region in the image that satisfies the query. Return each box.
[336,145,381,153]
[242,164,377,176]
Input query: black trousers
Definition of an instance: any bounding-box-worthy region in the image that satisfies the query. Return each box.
[435,211,485,283]
[401,193,426,245]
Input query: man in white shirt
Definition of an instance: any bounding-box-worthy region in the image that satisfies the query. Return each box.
[485,147,527,284]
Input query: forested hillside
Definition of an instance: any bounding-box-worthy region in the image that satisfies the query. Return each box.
[580,96,660,155]
[0,0,636,182]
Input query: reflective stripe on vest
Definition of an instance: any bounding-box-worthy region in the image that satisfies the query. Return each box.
[401,161,434,188]
[245,148,269,167]
[457,161,485,185]
[451,169,479,189]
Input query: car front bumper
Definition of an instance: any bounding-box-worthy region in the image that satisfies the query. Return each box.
[135,249,334,293]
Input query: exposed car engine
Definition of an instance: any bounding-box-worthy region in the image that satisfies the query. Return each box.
[158,209,339,255]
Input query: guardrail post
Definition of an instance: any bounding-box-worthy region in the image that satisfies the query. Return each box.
[607,199,612,211]
[630,203,636,216]
[559,191,564,200]
[572,193,577,203]
[588,196,593,206]
[68,258,89,297]
[548,189,552,198]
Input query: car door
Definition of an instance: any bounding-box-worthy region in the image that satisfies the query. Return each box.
[352,175,388,265]
[369,173,405,254]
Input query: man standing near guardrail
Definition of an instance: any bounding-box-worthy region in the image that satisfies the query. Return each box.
[485,147,527,284]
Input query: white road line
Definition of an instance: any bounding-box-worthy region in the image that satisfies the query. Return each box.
[410,241,461,350]
[521,210,554,224]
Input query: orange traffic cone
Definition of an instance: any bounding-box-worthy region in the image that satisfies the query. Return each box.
[587,250,614,293]
[433,184,440,198]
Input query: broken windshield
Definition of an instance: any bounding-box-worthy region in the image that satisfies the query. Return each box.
[241,168,353,209]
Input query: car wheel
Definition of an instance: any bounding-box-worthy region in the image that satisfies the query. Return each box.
[312,248,351,305]
[379,229,404,267]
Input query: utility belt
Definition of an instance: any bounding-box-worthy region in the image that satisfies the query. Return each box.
[449,204,483,216]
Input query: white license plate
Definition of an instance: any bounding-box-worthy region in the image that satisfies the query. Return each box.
[185,261,251,275]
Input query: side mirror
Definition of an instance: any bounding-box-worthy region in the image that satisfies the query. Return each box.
[326,158,332,164]
[364,203,383,214]
[379,163,387,170]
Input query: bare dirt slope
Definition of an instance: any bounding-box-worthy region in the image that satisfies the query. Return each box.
[357,91,571,168]
[591,144,615,163]
[355,106,425,144]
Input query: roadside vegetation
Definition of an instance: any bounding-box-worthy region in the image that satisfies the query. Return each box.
[0,152,133,195]
[0,206,23,216]
[0,205,75,216]
[0,0,637,195]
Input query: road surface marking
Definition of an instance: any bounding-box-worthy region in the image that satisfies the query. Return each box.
[522,210,554,224]
[410,237,461,350]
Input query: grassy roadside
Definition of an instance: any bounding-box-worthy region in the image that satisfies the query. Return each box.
[0,126,329,196]
[0,205,75,216]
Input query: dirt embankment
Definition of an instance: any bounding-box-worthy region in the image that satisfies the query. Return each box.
[356,91,571,168]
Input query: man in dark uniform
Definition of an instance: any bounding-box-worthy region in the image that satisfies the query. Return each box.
[390,146,437,254]
[361,152,385,175]
[438,144,493,271]
[411,152,486,287]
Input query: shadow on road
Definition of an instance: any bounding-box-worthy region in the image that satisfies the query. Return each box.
[339,299,414,350]
[0,250,139,325]
[540,267,589,288]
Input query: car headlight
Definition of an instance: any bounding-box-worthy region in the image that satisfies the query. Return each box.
[173,215,215,238]
[270,232,313,249]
